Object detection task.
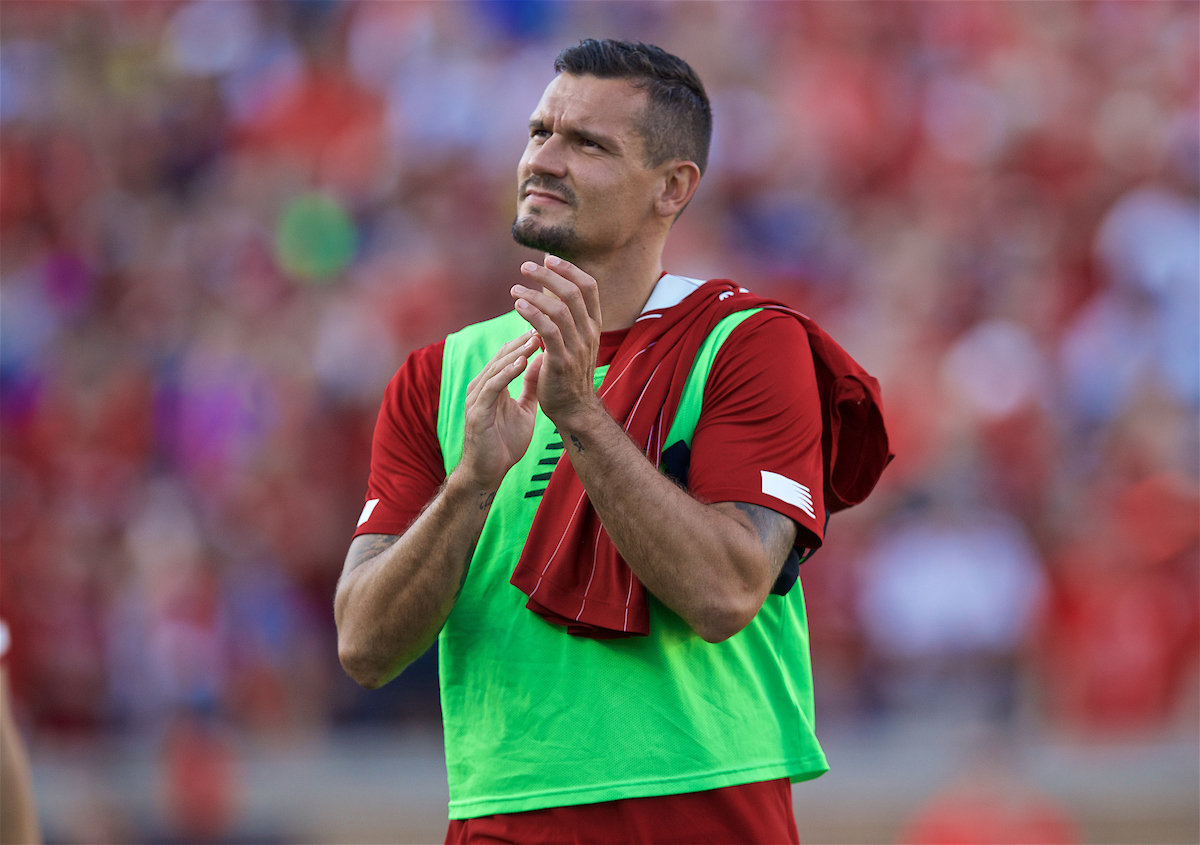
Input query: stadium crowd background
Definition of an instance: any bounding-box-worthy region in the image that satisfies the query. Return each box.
[1,1,1196,843]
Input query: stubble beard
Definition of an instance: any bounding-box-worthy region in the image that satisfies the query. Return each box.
[512,175,584,259]
[511,213,582,260]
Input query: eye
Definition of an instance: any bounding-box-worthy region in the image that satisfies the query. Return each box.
[529,128,550,141]
[580,137,603,150]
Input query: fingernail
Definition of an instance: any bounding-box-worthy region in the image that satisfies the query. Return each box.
[521,261,537,272]
[546,255,561,266]
[511,285,526,295]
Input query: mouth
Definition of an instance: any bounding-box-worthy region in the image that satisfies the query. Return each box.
[522,189,569,207]
[520,179,575,209]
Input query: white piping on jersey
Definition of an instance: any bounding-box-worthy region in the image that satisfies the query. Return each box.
[528,488,589,600]
[576,524,607,622]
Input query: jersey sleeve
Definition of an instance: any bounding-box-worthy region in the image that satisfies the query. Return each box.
[353,340,447,538]
[687,311,826,551]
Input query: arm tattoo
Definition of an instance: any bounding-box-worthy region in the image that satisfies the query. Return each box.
[732,502,797,567]
[479,491,496,510]
[344,533,401,573]
[569,434,585,453]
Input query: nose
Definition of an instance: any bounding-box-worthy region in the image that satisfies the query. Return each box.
[525,134,567,178]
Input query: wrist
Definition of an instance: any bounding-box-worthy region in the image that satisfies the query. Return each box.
[446,467,501,506]
[548,393,608,441]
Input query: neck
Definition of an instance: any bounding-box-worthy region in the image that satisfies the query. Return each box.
[569,244,665,331]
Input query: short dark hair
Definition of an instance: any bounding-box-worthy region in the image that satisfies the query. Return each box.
[554,39,712,175]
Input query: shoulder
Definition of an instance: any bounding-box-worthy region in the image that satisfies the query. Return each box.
[383,339,446,401]
[727,307,809,340]
[713,308,814,372]
[383,306,524,400]
[405,338,447,371]
[698,306,820,416]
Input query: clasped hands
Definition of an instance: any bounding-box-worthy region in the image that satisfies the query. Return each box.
[460,256,602,491]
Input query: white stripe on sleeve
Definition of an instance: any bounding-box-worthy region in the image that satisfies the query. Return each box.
[357,498,380,528]
[760,471,816,520]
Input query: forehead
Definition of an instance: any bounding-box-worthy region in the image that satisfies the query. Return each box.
[530,73,649,139]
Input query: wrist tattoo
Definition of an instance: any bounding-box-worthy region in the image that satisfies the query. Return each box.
[479,491,496,510]
[569,434,585,454]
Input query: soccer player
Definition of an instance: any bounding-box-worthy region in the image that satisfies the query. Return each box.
[1,622,41,845]
[335,39,891,844]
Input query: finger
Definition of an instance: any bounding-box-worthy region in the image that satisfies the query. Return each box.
[516,352,543,413]
[513,270,578,335]
[467,340,529,405]
[513,297,568,362]
[518,259,592,337]
[474,352,529,411]
[468,336,540,408]
[512,285,574,343]
[543,254,601,328]
[468,344,534,411]
[467,331,539,401]
[518,261,593,339]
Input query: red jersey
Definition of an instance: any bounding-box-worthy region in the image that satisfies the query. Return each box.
[356,309,827,555]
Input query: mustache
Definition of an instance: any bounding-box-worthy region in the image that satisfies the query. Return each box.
[520,176,577,207]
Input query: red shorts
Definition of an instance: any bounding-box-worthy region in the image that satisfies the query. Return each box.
[445,778,799,845]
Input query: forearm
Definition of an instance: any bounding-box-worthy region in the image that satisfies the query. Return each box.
[1,670,41,845]
[337,328,542,687]
[334,470,495,688]
[556,401,774,641]
[508,257,788,640]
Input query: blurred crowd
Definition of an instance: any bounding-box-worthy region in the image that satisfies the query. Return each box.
[1,0,1197,762]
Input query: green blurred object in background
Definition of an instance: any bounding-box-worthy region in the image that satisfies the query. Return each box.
[276,193,357,283]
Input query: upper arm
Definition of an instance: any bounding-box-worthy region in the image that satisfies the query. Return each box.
[335,533,402,614]
[355,341,447,539]
[341,533,401,581]
[688,312,827,553]
[711,501,797,587]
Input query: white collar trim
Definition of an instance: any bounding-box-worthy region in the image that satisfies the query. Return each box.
[637,274,706,319]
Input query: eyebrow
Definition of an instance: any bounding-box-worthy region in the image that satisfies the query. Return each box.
[528,117,621,153]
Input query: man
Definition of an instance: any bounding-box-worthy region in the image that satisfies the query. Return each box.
[1,622,42,845]
[335,39,891,844]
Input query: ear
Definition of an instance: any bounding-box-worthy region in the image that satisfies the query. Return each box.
[654,160,702,220]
